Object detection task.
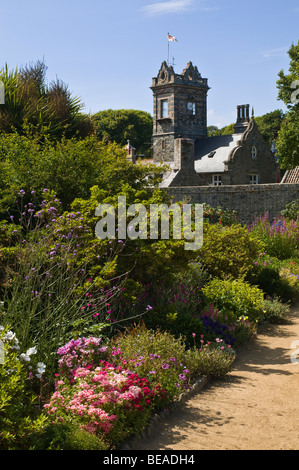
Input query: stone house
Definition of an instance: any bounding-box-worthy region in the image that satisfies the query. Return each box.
[150,61,279,188]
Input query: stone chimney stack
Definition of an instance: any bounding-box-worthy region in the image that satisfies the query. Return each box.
[234,104,250,133]
[169,138,201,186]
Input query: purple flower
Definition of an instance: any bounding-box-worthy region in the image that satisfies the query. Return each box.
[162,363,170,369]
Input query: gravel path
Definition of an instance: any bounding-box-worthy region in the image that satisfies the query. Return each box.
[133,304,299,451]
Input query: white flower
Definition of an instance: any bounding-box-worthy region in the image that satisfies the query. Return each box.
[37,362,46,369]
[19,353,31,362]
[3,331,16,342]
[26,347,37,356]
[37,362,46,374]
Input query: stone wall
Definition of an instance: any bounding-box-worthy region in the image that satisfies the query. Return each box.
[165,183,299,224]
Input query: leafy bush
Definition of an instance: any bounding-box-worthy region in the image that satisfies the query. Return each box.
[202,278,265,323]
[196,223,264,280]
[141,262,209,345]
[261,298,290,324]
[281,200,299,221]
[112,325,192,404]
[248,212,299,260]
[0,326,48,450]
[203,204,239,226]
[44,361,157,447]
[185,337,236,379]
[35,422,107,450]
[247,254,299,302]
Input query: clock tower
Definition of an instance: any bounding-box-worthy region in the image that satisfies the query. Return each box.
[151,61,210,163]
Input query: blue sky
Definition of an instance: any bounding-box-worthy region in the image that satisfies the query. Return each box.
[1,0,299,127]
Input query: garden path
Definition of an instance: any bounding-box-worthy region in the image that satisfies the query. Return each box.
[133,303,299,450]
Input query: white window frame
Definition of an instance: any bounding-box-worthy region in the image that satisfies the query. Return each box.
[161,100,168,118]
[249,173,259,185]
[212,174,222,186]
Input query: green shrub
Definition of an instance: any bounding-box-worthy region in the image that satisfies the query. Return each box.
[247,255,299,302]
[281,200,299,221]
[112,325,192,404]
[261,298,290,324]
[248,213,299,260]
[185,338,236,379]
[202,204,239,226]
[141,262,209,345]
[197,223,264,280]
[0,326,48,450]
[34,423,108,450]
[202,278,265,323]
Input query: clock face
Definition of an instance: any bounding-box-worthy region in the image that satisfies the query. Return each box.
[187,102,193,111]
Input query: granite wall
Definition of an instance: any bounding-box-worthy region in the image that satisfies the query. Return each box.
[166,183,299,224]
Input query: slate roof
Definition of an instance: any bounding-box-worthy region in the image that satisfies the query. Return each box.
[281,167,299,184]
[194,134,241,173]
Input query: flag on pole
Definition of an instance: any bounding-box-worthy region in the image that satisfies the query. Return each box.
[168,34,178,42]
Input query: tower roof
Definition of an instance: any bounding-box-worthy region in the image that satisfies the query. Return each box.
[151,61,209,89]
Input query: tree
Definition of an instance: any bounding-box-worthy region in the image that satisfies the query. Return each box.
[254,110,285,146]
[92,109,153,156]
[276,41,299,169]
[0,60,94,140]
[207,125,221,136]
[0,133,165,215]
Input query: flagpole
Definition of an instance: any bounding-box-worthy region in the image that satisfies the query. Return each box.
[167,33,169,65]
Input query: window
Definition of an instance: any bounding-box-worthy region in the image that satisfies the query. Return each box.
[251,146,257,160]
[249,174,259,185]
[161,100,168,118]
[212,174,222,186]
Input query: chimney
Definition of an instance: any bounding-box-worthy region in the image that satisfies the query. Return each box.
[234,104,250,133]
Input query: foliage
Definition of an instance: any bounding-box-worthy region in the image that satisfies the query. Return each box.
[248,212,299,260]
[202,278,265,323]
[208,109,284,145]
[0,190,128,375]
[92,109,153,156]
[247,254,299,302]
[0,133,164,214]
[196,223,264,280]
[254,109,285,145]
[0,60,93,140]
[261,298,290,324]
[185,337,236,379]
[277,41,299,109]
[279,265,299,302]
[111,325,192,403]
[203,203,239,226]
[35,422,107,450]
[276,41,299,169]
[44,360,157,448]
[0,325,48,450]
[138,261,209,345]
[281,200,299,221]
[276,109,299,169]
